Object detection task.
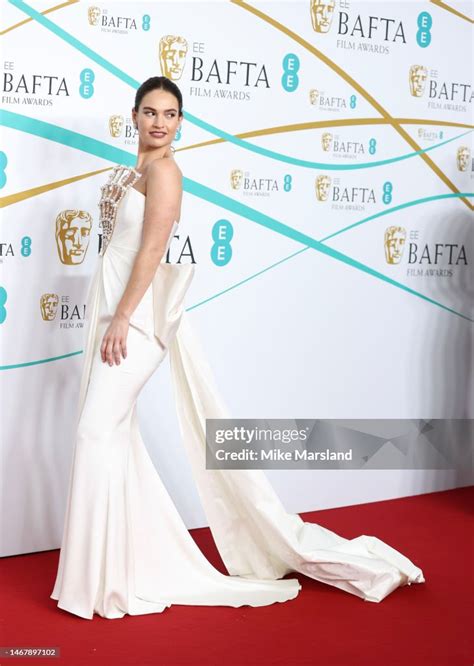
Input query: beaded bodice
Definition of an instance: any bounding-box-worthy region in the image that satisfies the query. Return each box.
[98,164,142,256]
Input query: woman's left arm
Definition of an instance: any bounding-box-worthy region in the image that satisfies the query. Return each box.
[100,158,182,366]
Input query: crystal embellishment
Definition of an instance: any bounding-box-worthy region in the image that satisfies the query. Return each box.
[98,164,141,256]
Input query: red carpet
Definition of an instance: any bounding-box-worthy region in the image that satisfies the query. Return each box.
[1,487,472,666]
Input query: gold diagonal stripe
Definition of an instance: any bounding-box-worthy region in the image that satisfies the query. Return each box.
[2,112,471,205]
[1,0,79,36]
[178,117,473,152]
[231,0,473,211]
[3,0,471,207]
[0,167,111,207]
[429,0,474,23]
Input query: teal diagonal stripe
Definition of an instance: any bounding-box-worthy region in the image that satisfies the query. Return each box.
[183,180,473,322]
[0,109,134,165]
[1,110,472,323]
[0,350,82,370]
[6,0,472,170]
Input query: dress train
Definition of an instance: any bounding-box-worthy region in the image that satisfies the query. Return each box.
[50,166,425,619]
[169,311,425,603]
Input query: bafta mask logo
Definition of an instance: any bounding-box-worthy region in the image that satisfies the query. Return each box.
[55,210,92,265]
[321,132,333,151]
[384,226,407,264]
[40,293,59,321]
[230,169,243,190]
[456,146,470,172]
[109,115,124,138]
[87,6,101,26]
[159,35,188,80]
[315,175,331,201]
[310,0,335,33]
[309,89,319,105]
[409,65,428,97]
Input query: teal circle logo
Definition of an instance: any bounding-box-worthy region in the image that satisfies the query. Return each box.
[282,53,300,91]
[0,152,6,188]
[211,219,233,266]
[79,68,95,98]
[21,236,32,257]
[0,287,7,324]
[416,12,432,47]
[382,181,393,205]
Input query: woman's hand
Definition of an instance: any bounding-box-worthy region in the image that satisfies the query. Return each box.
[100,312,129,366]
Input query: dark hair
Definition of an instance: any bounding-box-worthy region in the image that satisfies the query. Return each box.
[133,76,183,117]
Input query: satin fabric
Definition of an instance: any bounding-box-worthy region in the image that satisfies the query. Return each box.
[50,180,425,619]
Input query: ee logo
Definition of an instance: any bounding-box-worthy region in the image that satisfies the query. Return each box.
[211,220,233,266]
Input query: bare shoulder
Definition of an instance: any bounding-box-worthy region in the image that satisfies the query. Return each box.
[144,158,182,216]
[146,157,182,184]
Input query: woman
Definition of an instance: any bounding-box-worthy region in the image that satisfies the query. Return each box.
[50,76,425,620]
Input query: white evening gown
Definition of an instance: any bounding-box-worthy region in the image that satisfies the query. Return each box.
[50,164,425,620]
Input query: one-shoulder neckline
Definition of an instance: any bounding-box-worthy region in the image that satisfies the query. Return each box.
[119,165,180,227]
[128,185,146,200]
[116,163,142,176]
[115,164,145,200]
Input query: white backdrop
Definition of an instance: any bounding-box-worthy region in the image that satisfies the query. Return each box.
[1,0,472,557]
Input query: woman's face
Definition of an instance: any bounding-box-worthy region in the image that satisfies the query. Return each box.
[133,88,182,149]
